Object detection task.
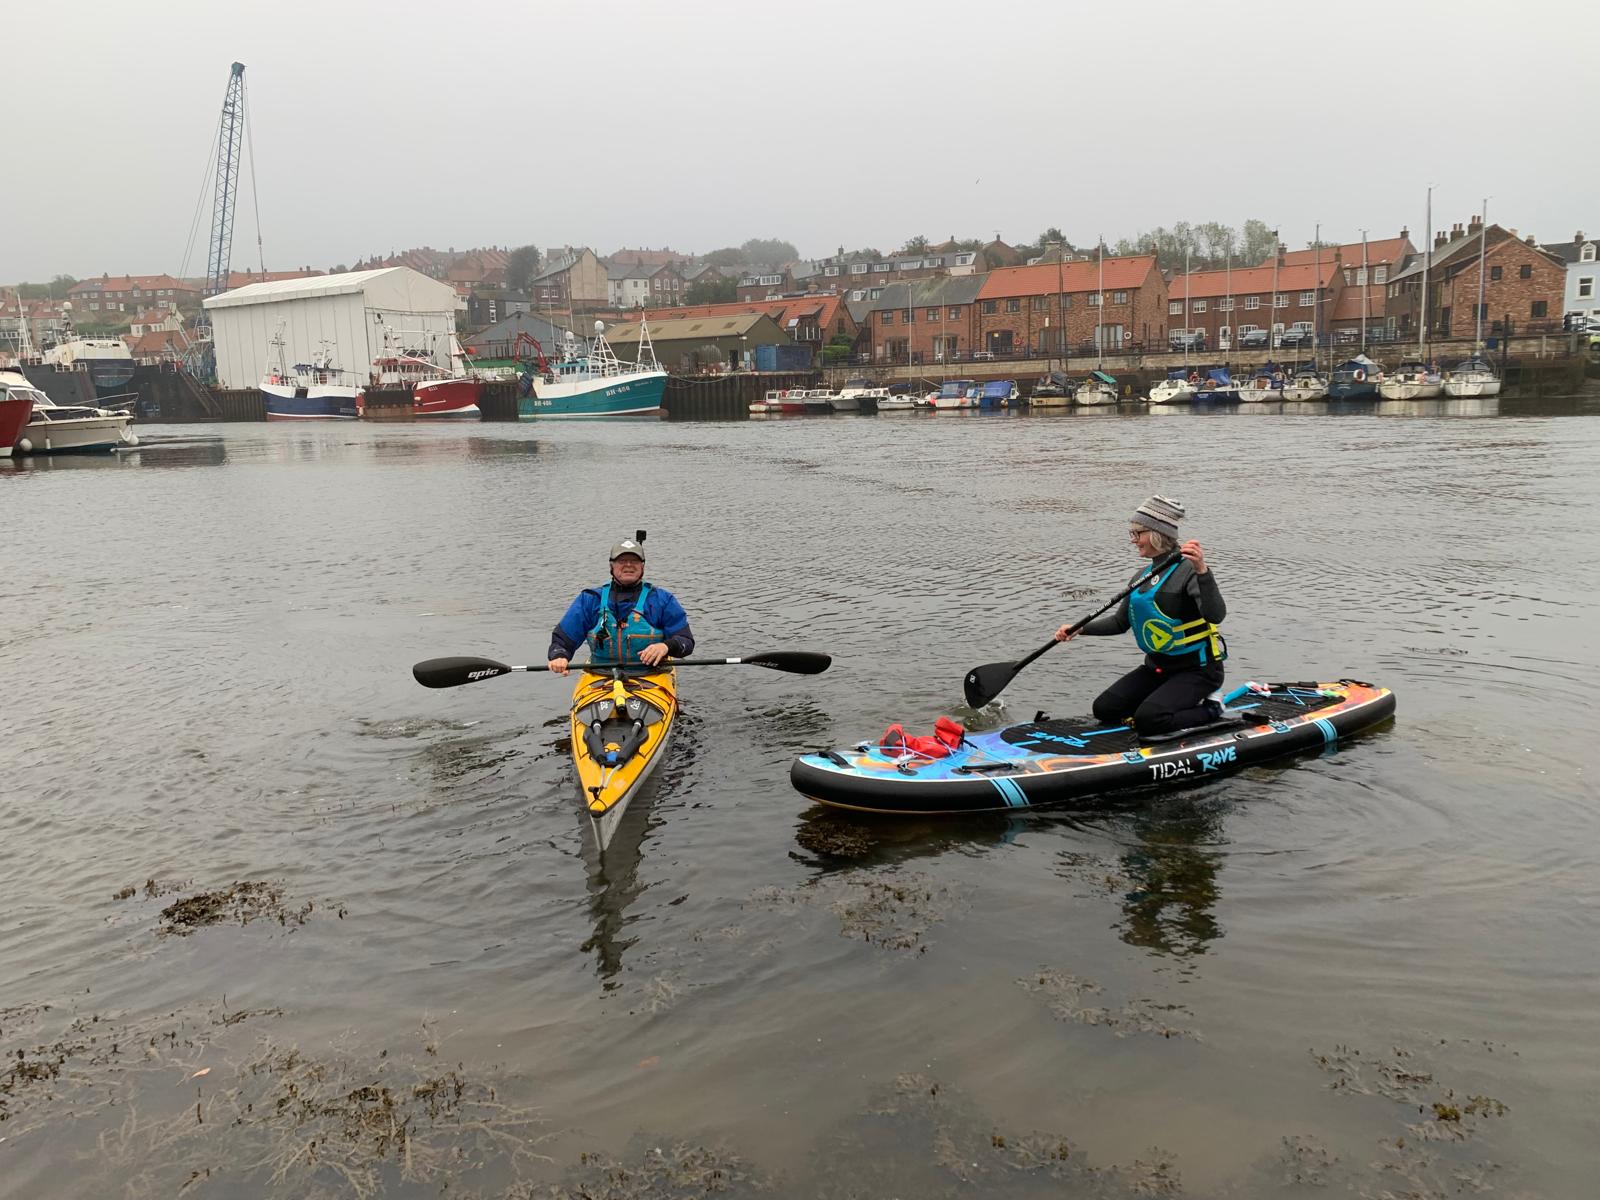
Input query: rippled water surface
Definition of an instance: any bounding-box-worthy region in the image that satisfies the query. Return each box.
[3,396,1598,1198]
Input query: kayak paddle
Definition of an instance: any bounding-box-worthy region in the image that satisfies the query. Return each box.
[962,550,1180,708]
[413,651,832,689]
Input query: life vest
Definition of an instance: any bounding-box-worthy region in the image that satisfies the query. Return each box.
[587,582,665,666]
[880,716,967,759]
[1128,561,1226,665]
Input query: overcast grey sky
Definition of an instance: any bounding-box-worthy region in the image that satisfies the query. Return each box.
[7,0,1590,282]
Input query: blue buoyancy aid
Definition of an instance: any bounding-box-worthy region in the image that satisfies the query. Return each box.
[1128,561,1226,665]
[588,582,665,666]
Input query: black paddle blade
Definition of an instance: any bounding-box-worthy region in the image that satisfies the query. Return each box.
[412,656,513,689]
[963,661,1018,708]
[743,651,832,675]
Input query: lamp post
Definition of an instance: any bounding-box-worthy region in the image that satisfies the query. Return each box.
[1048,240,1064,370]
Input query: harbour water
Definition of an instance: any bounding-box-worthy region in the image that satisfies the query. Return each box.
[3,395,1598,1198]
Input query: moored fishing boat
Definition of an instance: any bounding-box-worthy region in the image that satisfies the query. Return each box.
[260,326,363,420]
[40,306,136,399]
[571,665,678,851]
[371,323,482,417]
[519,320,668,418]
[749,388,808,415]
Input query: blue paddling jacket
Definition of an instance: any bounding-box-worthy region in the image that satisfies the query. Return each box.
[548,579,695,665]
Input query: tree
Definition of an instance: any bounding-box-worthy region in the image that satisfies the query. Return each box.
[900,234,930,254]
[704,246,747,268]
[507,244,541,293]
[685,274,737,305]
[1240,220,1278,264]
[840,247,882,260]
[50,274,78,299]
[739,237,798,266]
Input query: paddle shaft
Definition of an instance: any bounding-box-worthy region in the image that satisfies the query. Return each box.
[413,650,830,689]
[1015,551,1178,670]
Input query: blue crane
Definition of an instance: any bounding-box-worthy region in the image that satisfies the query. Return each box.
[204,62,247,298]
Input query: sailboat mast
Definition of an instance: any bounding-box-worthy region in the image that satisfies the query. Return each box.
[1420,187,1432,361]
[1096,235,1104,364]
[1360,229,1370,356]
[1183,245,1190,368]
[1474,197,1489,350]
[1313,222,1321,371]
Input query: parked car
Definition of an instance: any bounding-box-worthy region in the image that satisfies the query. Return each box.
[1279,324,1315,347]
[1168,329,1205,350]
[1237,329,1270,349]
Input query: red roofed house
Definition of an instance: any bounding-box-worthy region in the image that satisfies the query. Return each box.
[69,274,200,315]
[640,294,857,350]
[226,268,323,290]
[974,254,1167,356]
[1166,255,1345,351]
[128,306,183,337]
[1280,232,1413,347]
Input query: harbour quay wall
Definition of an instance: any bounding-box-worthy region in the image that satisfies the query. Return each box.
[664,371,817,419]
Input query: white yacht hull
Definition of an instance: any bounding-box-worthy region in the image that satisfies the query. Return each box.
[1443,375,1501,397]
[16,414,137,454]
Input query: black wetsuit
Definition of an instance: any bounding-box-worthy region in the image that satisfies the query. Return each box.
[1080,558,1227,736]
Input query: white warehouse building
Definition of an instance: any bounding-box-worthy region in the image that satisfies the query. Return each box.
[203,267,460,390]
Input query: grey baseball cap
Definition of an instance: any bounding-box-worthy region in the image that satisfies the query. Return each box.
[608,537,646,561]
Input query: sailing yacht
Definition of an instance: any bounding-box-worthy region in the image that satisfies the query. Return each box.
[1443,198,1503,398]
[1380,187,1445,401]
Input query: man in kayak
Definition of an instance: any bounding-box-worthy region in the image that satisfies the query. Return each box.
[547,537,695,675]
[1054,495,1228,737]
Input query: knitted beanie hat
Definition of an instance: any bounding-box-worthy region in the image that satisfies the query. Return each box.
[1131,495,1185,540]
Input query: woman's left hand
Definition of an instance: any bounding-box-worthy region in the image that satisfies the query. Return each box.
[639,642,671,666]
[1180,539,1208,574]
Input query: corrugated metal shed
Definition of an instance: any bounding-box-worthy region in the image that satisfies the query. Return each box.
[202,267,459,390]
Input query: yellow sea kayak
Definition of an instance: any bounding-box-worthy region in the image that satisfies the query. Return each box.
[570,667,678,850]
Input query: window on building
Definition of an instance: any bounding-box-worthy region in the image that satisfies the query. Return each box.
[904,309,914,322]
[1520,264,1532,279]
[949,306,962,318]
[1112,290,1128,304]
[1219,297,1234,311]
[1532,300,1548,318]
[1581,244,1597,263]
[869,288,883,300]
[851,264,868,275]
[1490,265,1502,281]
[1061,296,1072,309]
[1168,300,1182,315]
[1005,298,1020,312]
[824,266,840,276]
[1274,294,1289,308]
[882,311,894,324]
[1343,270,1353,286]
[927,307,940,319]
[1374,266,1387,283]
[1299,291,1315,306]
[1088,294,1102,307]
[982,300,997,314]
[1245,296,1260,310]
[1193,299,1207,313]
[1579,277,1595,299]
[1031,296,1047,310]
[873,263,891,272]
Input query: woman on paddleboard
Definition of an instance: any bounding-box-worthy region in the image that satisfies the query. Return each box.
[548,536,695,675]
[1054,496,1229,737]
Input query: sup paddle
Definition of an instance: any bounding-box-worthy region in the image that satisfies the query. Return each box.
[962,550,1181,708]
[413,651,832,689]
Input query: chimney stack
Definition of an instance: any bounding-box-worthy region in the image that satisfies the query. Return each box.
[1576,231,1586,244]
[1435,230,1449,249]
[1525,235,1536,246]
[1468,215,1483,236]
[1400,227,1410,241]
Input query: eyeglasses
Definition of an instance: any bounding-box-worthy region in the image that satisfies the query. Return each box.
[1128,528,1150,539]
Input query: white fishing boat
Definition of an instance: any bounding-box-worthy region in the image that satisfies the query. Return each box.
[518,320,668,418]
[40,304,136,399]
[2,367,137,454]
